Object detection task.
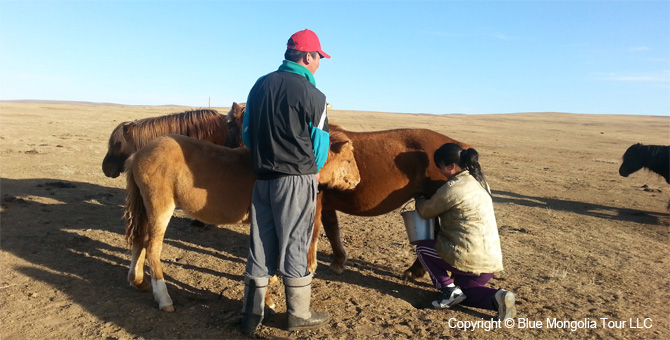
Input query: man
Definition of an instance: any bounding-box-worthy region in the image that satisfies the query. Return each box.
[240,29,331,335]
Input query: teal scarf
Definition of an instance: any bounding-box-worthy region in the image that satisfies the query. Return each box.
[278,60,316,87]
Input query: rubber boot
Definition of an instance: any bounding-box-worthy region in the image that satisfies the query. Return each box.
[284,275,331,331]
[240,276,268,335]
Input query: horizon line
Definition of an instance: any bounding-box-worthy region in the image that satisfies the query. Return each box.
[1,99,668,117]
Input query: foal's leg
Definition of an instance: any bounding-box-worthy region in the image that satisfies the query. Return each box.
[307,195,323,274]
[128,241,151,291]
[145,207,175,312]
[321,209,347,274]
[265,275,278,312]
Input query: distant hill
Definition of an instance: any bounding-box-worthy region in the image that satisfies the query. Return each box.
[0,99,187,107]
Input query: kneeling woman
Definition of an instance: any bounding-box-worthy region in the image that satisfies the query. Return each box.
[414,143,516,320]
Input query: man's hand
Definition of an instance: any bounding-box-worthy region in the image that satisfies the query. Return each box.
[315,173,320,183]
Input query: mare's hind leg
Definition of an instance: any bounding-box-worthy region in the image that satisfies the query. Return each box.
[128,241,151,291]
[402,217,440,280]
[400,216,435,280]
[322,209,347,274]
[402,259,426,280]
[145,208,175,312]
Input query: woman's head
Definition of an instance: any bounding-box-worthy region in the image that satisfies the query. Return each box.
[434,143,488,190]
[434,143,473,168]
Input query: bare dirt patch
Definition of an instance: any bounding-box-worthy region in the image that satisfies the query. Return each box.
[1,102,668,339]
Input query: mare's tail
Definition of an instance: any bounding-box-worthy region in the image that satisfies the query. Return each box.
[123,155,148,248]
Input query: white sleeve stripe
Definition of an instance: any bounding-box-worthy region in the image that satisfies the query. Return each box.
[317,102,327,130]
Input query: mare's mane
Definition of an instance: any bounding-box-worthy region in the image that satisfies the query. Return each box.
[328,123,348,142]
[129,109,227,148]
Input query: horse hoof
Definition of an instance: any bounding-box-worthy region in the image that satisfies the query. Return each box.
[329,263,345,275]
[265,296,276,311]
[308,263,318,274]
[266,303,277,313]
[412,268,426,279]
[402,270,423,281]
[138,280,152,292]
[129,279,152,292]
[402,269,425,281]
[160,305,175,312]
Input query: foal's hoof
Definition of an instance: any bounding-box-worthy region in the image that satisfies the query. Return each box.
[160,305,175,312]
[129,279,152,292]
[308,263,318,274]
[137,280,152,292]
[265,296,276,311]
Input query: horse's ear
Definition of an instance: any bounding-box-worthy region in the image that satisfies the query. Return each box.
[235,103,246,119]
[122,122,134,137]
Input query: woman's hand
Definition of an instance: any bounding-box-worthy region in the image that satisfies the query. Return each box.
[414,195,427,211]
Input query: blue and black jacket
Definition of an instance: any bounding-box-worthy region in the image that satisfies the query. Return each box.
[242,60,330,179]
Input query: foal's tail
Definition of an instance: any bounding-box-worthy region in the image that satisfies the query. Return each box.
[123,156,147,248]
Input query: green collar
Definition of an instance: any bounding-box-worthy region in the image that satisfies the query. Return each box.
[278,60,316,87]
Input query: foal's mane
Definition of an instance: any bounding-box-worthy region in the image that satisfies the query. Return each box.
[130,109,227,148]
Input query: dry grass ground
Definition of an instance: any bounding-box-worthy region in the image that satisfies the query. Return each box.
[1,102,668,339]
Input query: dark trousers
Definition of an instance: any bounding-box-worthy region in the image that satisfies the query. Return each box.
[246,175,317,279]
[415,239,497,310]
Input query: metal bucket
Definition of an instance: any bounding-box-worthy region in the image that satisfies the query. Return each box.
[401,208,435,245]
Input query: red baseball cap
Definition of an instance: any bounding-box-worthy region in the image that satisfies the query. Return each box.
[287,29,331,59]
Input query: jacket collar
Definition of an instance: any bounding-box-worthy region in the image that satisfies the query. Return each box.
[453,170,470,179]
[278,60,316,87]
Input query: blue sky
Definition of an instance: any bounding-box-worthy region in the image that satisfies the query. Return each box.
[1,1,668,115]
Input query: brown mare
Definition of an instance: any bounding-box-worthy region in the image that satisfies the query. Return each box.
[319,125,471,278]
[102,104,246,178]
[124,133,360,311]
[227,107,470,279]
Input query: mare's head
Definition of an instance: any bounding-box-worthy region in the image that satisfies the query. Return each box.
[102,121,136,178]
[319,129,361,190]
[619,143,644,177]
[226,102,246,147]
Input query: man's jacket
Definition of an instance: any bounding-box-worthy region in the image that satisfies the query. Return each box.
[242,60,329,179]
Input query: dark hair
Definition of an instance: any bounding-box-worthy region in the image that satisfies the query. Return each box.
[434,143,489,192]
[284,48,319,62]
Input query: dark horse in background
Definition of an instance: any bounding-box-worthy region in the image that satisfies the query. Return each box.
[619,143,670,184]
[102,104,246,178]
[228,104,471,279]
